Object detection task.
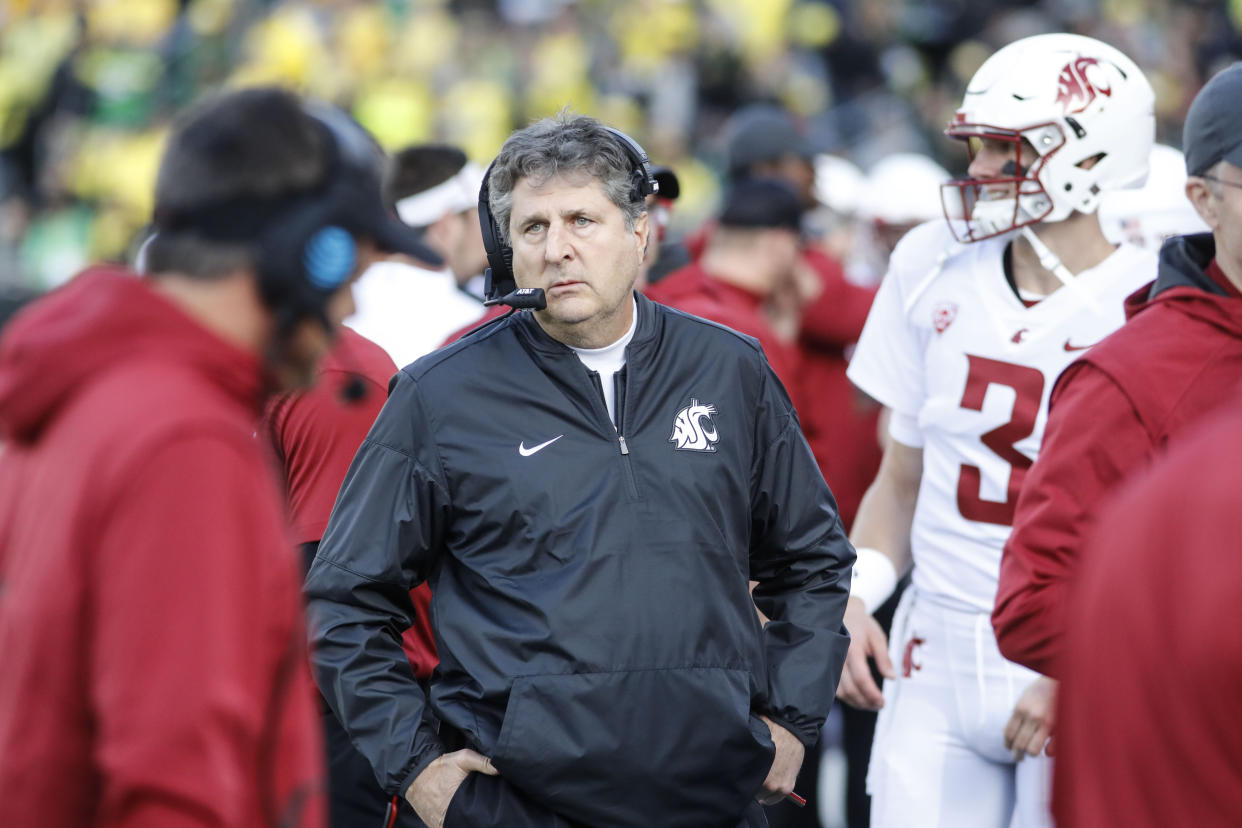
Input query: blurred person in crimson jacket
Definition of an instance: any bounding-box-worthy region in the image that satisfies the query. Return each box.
[0,86,436,828]
[305,113,854,828]
[994,62,1242,680]
[1054,399,1242,827]
[266,327,435,828]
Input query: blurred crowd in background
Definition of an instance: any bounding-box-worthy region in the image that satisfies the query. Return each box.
[1,0,1240,295]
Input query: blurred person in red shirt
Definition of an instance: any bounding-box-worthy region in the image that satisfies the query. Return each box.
[684,103,881,531]
[0,86,433,828]
[266,327,436,828]
[646,177,804,390]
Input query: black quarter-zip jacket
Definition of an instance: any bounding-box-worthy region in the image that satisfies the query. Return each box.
[306,292,854,828]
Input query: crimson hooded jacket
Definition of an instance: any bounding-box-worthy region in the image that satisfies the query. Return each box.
[0,268,325,828]
[305,292,854,827]
[1054,403,1242,827]
[994,233,1242,676]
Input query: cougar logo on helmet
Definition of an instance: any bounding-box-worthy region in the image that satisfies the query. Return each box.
[670,399,719,452]
[1055,56,1113,115]
[941,33,1155,242]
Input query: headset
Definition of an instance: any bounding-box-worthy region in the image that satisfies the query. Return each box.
[477,126,659,309]
[152,103,388,333]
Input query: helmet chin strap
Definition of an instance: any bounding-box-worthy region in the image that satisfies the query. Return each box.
[1019,225,1100,311]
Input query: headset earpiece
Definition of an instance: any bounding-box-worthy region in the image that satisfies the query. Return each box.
[250,118,360,329]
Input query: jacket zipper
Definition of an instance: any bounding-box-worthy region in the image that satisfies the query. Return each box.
[614,368,640,499]
[587,368,640,500]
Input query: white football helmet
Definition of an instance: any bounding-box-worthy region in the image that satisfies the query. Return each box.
[941,33,1155,243]
[862,153,951,227]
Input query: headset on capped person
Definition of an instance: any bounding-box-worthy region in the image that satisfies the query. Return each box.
[147,100,440,400]
[149,101,440,334]
[477,126,659,312]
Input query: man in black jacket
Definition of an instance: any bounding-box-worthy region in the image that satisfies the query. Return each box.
[305,113,855,828]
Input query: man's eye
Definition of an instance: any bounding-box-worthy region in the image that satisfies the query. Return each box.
[525,223,544,234]
[574,216,591,226]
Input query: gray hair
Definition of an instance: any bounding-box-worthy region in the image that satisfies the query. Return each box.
[487,113,644,244]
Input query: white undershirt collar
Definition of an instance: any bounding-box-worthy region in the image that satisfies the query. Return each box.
[568,299,638,427]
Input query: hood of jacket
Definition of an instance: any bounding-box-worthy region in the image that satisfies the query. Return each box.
[0,266,264,444]
[1122,233,1242,339]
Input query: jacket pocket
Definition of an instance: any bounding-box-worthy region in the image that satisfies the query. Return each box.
[490,667,774,828]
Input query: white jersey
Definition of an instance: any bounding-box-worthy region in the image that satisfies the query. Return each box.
[346,260,485,369]
[848,221,1156,614]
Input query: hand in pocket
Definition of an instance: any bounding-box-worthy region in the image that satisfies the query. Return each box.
[755,716,805,806]
[404,749,499,828]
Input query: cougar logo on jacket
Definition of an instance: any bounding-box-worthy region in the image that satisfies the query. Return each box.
[670,399,719,452]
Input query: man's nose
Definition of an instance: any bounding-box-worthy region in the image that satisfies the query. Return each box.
[968,151,1000,180]
[544,222,574,261]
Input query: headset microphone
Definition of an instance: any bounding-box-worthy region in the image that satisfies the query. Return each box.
[482,286,546,310]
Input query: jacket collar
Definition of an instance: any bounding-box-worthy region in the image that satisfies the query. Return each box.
[513,291,660,357]
[1150,233,1224,300]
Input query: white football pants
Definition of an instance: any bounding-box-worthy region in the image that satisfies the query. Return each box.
[866,587,1053,828]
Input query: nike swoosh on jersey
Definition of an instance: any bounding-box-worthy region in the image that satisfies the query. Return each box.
[1063,339,1097,352]
[519,435,564,456]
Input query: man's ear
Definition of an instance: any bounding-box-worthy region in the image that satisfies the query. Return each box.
[1186,177,1219,231]
[633,210,650,259]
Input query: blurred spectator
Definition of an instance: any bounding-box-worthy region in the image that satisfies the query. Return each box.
[637,164,682,290]
[854,152,951,283]
[346,144,486,367]
[1098,143,1209,251]
[810,152,866,266]
[646,176,804,389]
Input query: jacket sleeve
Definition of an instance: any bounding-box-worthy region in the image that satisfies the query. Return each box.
[993,361,1154,676]
[93,435,324,828]
[748,362,855,748]
[304,370,450,796]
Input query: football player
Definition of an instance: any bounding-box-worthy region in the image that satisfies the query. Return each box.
[838,33,1158,828]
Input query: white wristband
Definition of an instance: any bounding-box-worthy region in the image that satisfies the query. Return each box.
[850,546,899,615]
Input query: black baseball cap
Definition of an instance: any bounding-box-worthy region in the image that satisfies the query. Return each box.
[725,104,816,174]
[1184,62,1242,176]
[718,178,804,232]
[652,166,680,200]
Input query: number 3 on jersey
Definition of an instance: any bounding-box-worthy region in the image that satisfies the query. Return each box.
[956,355,1045,526]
